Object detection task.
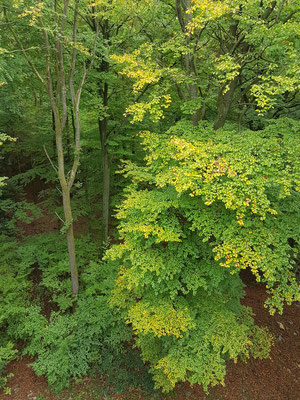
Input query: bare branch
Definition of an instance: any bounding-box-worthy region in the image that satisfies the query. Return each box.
[55,211,65,223]
[58,0,70,132]
[43,145,58,172]
[4,9,46,87]
[68,0,79,106]
[39,18,56,112]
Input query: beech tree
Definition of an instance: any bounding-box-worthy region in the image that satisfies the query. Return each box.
[105,0,300,392]
[107,118,300,392]
[112,0,299,129]
[87,0,164,241]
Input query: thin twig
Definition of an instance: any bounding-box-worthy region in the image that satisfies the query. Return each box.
[55,212,65,223]
[43,145,58,172]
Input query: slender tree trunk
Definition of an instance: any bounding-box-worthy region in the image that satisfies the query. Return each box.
[6,0,97,296]
[183,0,198,126]
[70,107,76,142]
[66,115,71,163]
[84,170,92,236]
[88,14,110,243]
[188,79,201,126]
[176,0,202,126]
[52,111,56,156]
[55,112,79,295]
[98,20,110,242]
[98,115,110,242]
[62,187,78,294]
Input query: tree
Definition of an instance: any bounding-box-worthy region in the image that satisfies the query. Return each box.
[4,0,97,294]
[86,0,165,242]
[112,0,300,130]
[107,118,299,392]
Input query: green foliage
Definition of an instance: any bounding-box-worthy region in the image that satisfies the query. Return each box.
[0,133,16,196]
[111,0,300,127]
[20,295,130,391]
[1,198,42,233]
[107,118,299,392]
[0,233,137,392]
[0,235,32,337]
[0,342,17,394]
[0,234,32,392]
[135,307,272,393]
[1,0,299,397]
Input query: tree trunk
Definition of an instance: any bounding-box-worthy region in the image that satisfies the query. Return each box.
[55,111,79,295]
[97,20,110,242]
[83,155,92,236]
[176,0,202,126]
[213,77,238,130]
[189,81,201,126]
[98,116,110,242]
[62,187,79,294]
[6,0,95,296]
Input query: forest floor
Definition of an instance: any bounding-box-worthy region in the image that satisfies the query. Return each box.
[1,183,300,400]
[1,282,299,400]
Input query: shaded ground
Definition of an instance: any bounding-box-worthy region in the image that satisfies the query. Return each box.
[1,283,299,400]
[175,284,300,400]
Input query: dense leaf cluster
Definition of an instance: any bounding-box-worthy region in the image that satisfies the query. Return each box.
[107,119,299,391]
[0,234,143,392]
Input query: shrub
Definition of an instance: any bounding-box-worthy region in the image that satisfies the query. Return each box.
[13,237,132,392]
[20,294,131,391]
[0,233,134,392]
[106,119,299,392]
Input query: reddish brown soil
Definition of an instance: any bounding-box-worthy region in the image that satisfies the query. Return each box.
[175,284,300,400]
[16,201,89,239]
[1,283,299,400]
[13,177,90,237]
[16,205,89,237]
[0,357,145,400]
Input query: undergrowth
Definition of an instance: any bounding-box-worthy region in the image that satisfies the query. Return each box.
[0,233,156,395]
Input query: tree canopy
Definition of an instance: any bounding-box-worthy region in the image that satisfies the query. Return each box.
[0,0,299,397]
